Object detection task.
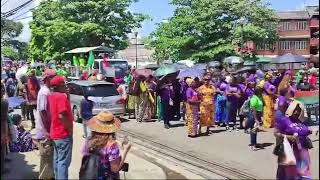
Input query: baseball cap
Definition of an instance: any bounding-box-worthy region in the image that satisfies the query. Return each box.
[50,75,65,87]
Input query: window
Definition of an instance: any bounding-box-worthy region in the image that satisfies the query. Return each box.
[295,21,307,30]
[279,22,291,31]
[294,41,307,49]
[67,83,83,96]
[256,42,275,50]
[280,41,291,50]
[83,84,119,97]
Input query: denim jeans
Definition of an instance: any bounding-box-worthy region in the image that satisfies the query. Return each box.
[53,136,73,180]
[247,111,262,146]
[82,120,91,138]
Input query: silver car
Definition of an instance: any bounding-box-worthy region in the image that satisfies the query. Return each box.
[67,80,125,122]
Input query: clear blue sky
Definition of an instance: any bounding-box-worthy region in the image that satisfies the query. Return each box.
[129,0,319,37]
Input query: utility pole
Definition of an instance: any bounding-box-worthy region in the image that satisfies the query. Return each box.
[134,32,138,68]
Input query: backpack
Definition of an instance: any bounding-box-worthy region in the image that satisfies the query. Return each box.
[79,151,101,180]
[6,79,17,97]
[239,98,250,116]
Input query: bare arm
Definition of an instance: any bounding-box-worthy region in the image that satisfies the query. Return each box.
[110,144,131,173]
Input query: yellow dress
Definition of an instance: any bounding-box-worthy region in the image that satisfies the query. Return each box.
[198,85,215,127]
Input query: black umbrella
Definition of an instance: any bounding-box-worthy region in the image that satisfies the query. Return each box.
[144,64,159,70]
[207,61,221,68]
[236,66,256,74]
[272,53,307,64]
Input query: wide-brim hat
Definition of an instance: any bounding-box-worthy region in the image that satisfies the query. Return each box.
[286,100,305,122]
[87,111,121,134]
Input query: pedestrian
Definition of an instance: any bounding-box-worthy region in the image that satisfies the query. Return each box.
[26,69,40,129]
[247,87,264,151]
[49,75,73,180]
[5,72,18,97]
[16,75,28,121]
[215,83,227,127]
[262,72,276,128]
[198,75,215,135]
[274,101,314,180]
[186,78,200,137]
[172,79,182,120]
[158,80,174,129]
[80,95,94,138]
[146,75,157,118]
[1,82,9,174]
[180,77,190,123]
[81,111,131,179]
[225,76,241,131]
[136,75,151,122]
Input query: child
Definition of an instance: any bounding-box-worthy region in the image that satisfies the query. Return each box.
[80,95,94,138]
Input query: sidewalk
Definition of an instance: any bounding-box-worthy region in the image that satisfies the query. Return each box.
[2,121,166,180]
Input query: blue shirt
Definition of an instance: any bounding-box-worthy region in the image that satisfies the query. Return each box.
[80,99,94,120]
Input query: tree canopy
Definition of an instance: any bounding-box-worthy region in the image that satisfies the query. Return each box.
[29,0,148,61]
[150,0,278,62]
[1,17,23,46]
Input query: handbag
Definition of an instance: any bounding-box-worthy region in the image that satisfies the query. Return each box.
[282,136,297,165]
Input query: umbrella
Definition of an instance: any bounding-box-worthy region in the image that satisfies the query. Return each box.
[133,69,153,78]
[176,60,194,67]
[256,57,272,64]
[144,64,159,70]
[207,61,221,68]
[243,61,256,66]
[193,63,207,70]
[236,66,256,74]
[158,71,179,87]
[8,97,25,109]
[178,68,205,79]
[223,56,244,64]
[154,65,178,77]
[173,63,189,70]
[272,53,307,64]
[16,66,28,80]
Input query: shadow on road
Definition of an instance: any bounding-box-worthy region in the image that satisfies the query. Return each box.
[1,152,38,179]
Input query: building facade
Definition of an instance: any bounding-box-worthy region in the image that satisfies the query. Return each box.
[253,6,319,66]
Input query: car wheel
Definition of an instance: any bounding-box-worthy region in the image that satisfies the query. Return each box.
[73,106,81,123]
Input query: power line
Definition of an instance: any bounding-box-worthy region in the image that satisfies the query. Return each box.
[13,15,32,21]
[3,0,35,18]
[1,0,9,8]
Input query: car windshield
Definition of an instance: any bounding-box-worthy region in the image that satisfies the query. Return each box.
[83,84,119,97]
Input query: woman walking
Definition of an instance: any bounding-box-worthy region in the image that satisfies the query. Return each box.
[274,101,314,180]
[186,78,200,137]
[215,83,227,127]
[81,111,131,179]
[225,77,241,131]
[198,75,215,135]
[248,87,264,151]
[263,72,276,128]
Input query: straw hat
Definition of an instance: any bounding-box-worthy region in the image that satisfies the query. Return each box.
[87,111,121,134]
[285,100,305,122]
[186,78,194,86]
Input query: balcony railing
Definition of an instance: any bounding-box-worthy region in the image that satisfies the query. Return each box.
[310,38,319,47]
[310,19,319,28]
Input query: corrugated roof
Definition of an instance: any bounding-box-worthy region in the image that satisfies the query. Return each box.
[277,11,310,19]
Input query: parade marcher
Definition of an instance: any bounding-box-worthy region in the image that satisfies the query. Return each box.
[172,79,182,120]
[215,80,227,127]
[274,101,314,180]
[308,69,317,89]
[146,75,157,118]
[80,95,94,138]
[81,111,131,179]
[186,78,200,137]
[16,75,28,121]
[26,69,40,129]
[248,87,264,151]
[225,76,241,131]
[158,79,174,129]
[181,77,190,123]
[136,75,151,122]
[49,75,74,180]
[198,75,215,135]
[262,72,276,128]
[34,69,56,179]
[5,72,18,97]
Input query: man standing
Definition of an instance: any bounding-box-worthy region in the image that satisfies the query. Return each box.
[35,69,56,179]
[26,70,40,129]
[49,75,73,180]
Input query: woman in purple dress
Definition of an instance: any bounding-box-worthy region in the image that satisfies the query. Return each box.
[274,101,314,180]
[263,72,276,128]
[186,78,200,137]
[225,77,241,131]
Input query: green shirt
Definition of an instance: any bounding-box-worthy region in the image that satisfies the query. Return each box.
[250,95,263,112]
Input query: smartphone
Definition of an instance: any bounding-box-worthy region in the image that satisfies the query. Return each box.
[121,163,129,172]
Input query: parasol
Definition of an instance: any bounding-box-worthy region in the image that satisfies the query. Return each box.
[236,66,256,74]
[243,61,256,66]
[207,61,221,68]
[178,68,205,79]
[223,56,244,64]
[176,60,195,67]
[272,53,307,64]
[256,57,272,64]
[193,63,207,70]
[144,64,159,70]
[173,63,190,70]
[154,65,178,77]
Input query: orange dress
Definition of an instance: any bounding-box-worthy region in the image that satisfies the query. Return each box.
[198,85,215,127]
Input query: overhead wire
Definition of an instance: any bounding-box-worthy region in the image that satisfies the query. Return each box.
[1,0,9,8]
[3,0,35,18]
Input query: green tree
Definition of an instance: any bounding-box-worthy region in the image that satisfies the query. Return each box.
[150,0,278,62]
[1,46,19,60]
[1,17,23,46]
[29,0,148,61]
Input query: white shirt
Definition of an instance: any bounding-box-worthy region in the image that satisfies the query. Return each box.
[35,85,51,139]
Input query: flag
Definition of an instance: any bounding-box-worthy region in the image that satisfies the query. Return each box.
[102,53,110,68]
[73,56,79,66]
[87,51,95,68]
